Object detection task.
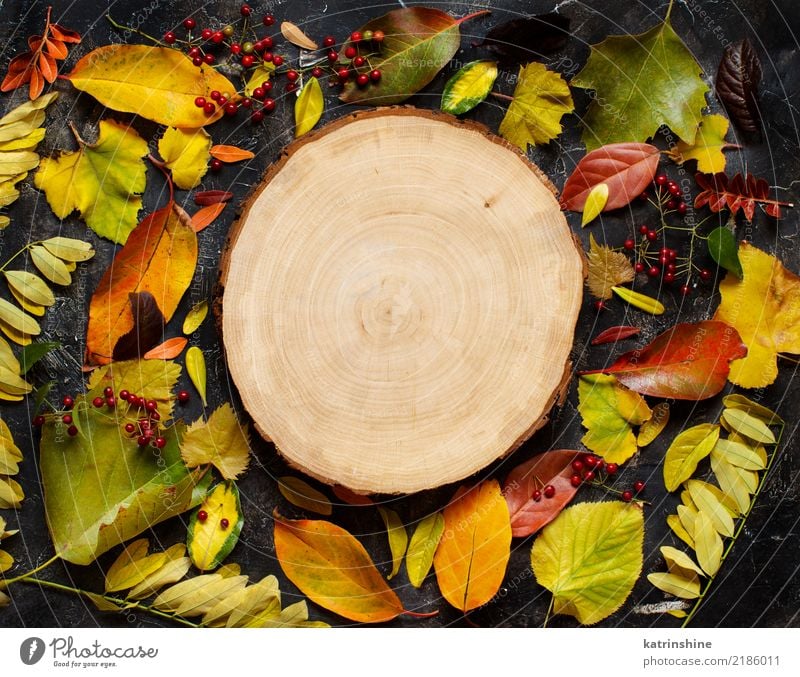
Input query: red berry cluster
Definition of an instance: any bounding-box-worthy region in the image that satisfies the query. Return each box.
[531,484,557,502]
[196,509,229,530]
[116,389,167,449]
[568,454,646,502]
[330,31,384,89]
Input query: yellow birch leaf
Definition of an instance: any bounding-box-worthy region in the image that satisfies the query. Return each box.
[40,236,96,262]
[686,480,735,537]
[712,438,766,470]
[158,127,211,190]
[694,511,723,576]
[578,374,651,464]
[499,62,573,150]
[185,345,207,407]
[721,408,776,444]
[180,404,250,480]
[647,572,701,599]
[722,394,783,426]
[377,507,408,580]
[531,501,644,625]
[637,402,670,447]
[666,114,737,173]
[406,511,445,588]
[187,482,244,571]
[660,545,705,578]
[34,120,148,244]
[663,423,719,492]
[587,235,635,300]
[278,476,332,516]
[295,77,323,138]
[182,301,208,335]
[612,285,665,315]
[581,183,609,227]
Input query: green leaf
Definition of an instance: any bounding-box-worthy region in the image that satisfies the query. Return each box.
[187,482,244,572]
[530,501,644,625]
[708,227,742,279]
[721,408,776,444]
[278,476,332,516]
[295,77,324,138]
[571,8,709,150]
[663,423,719,492]
[18,341,59,374]
[441,60,498,115]
[647,572,701,599]
[406,512,444,588]
[694,511,723,576]
[377,507,408,580]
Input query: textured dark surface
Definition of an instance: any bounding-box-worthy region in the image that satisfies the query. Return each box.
[0,0,798,628]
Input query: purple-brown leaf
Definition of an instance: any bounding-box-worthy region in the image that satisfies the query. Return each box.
[478,13,570,67]
[716,38,762,134]
[591,325,641,346]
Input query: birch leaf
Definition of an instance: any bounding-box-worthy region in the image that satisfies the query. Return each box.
[186,346,207,407]
[586,234,635,300]
[647,572,701,599]
[182,301,208,335]
[158,127,211,190]
[663,423,720,492]
[377,507,407,580]
[278,476,332,516]
[180,404,250,480]
[187,482,244,571]
[405,512,444,588]
[294,77,323,138]
[694,511,723,576]
[441,60,498,115]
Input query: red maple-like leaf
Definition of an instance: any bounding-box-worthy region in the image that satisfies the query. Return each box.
[694,172,793,221]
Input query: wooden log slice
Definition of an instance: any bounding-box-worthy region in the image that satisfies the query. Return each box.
[220,108,584,494]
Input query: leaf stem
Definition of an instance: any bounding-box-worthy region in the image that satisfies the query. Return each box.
[543,596,554,628]
[0,242,39,274]
[0,554,59,588]
[490,92,514,102]
[105,15,164,46]
[457,9,492,25]
[665,0,675,22]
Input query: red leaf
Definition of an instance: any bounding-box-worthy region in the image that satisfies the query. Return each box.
[591,325,641,346]
[190,203,225,232]
[28,66,44,99]
[694,172,793,221]
[582,321,747,400]
[503,450,581,538]
[1,52,34,92]
[143,336,189,360]
[49,23,82,44]
[560,142,660,212]
[44,37,68,60]
[38,52,57,83]
[194,190,234,206]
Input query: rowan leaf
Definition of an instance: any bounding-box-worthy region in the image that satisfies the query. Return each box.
[666,114,736,173]
[581,183,609,227]
[578,374,651,464]
[663,423,719,492]
[182,301,208,335]
[377,507,408,580]
[66,45,237,127]
[660,545,705,578]
[185,345,207,407]
[710,454,751,514]
[294,77,323,138]
[637,402,670,447]
[274,513,406,623]
[127,544,191,600]
[721,407,775,444]
[503,450,581,538]
[694,511,723,576]
[712,438,765,471]
[586,234,635,300]
[405,512,444,588]
[180,403,250,480]
[158,127,211,190]
[85,202,197,366]
[35,120,148,243]
[278,476,332,516]
[152,573,248,617]
[499,62,573,150]
[187,482,244,572]
[433,480,511,612]
[571,7,708,150]
[531,502,644,625]
[105,539,168,593]
[441,60,498,115]
[647,572,701,600]
[687,480,734,537]
[694,172,792,221]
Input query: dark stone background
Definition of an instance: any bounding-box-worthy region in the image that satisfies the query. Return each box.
[0,0,798,628]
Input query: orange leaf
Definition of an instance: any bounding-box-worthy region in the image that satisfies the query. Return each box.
[44,37,68,60]
[1,53,34,92]
[49,24,81,44]
[143,336,188,360]
[38,52,57,83]
[209,145,255,163]
[433,479,512,612]
[85,202,198,366]
[332,485,374,506]
[190,203,225,232]
[274,513,405,623]
[29,66,44,100]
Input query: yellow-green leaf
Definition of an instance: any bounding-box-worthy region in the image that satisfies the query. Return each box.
[637,402,670,447]
[377,507,407,580]
[0,364,32,397]
[152,573,248,617]
[0,93,58,128]
[712,438,766,471]
[663,423,719,492]
[586,235,636,300]
[278,476,332,516]
[127,545,191,600]
[86,359,181,420]
[660,545,705,578]
[612,285,665,315]
[666,114,736,173]
[686,480,734,537]
[0,337,20,373]
[35,120,148,243]
[187,482,244,572]
[180,404,250,480]
[105,541,168,593]
[0,549,13,573]
[0,476,24,508]
[406,512,444,588]
[4,271,54,307]
[0,298,40,337]
[441,60,498,115]
[29,245,71,285]
[41,236,96,262]
[185,346,207,407]
[182,301,208,335]
[203,574,280,627]
[721,408,775,444]
[694,511,723,576]
[85,592,124,612]
[581,183,609,227]
[295,77,323,138]
[578,374,652,464]
[647,572,701,599]
[722,394,783,426]
[158,127,211,190]
[499,62,574,150]
[531,501,644,625]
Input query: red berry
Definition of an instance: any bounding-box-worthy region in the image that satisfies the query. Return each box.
[201,28,213,40]
[344,46,357,59]
[583,470,595,482]
[197,509,208,522]
[220,518,230,529]
[178,390,191,404]
[103,386,114,398]
[664,272,675,284]
[261,39,274,52]
[145,400,158,413]
[356,73,369,87]
[241,54,254,67]
[623,238,635,250]
[137,397,147,409]
[119,389,130,401]
[286,70,299,82]
[605,462,619,475]
[203,53,215,65]
[263,98,275,112]
[655,174,668,186]
[322,36,336,48]
[262,14,275,26]
[210,90,221,101]
[33,415,45,426]
[92,396,104,408]
[224,102,238,116]
[353,56,366,68]
[584,455,599,468]
[370,69,381,82]
[154,437,167,449]
[262,81,273,91]
[285,83,297,93]
[571,459,584,473]
[373,30,385,43]
[337,67,350,81]
[240,97,252,108]
[680,284,692,296]
[639,190,650,202]
[646,230,658,242]
[150,411,160,421]
[666,199,677,210]
[328,50,339,63]
[543,485,556,499]
[164,31,176,44]
[203,102,215,115]
[570,474,582,488]
[188,46,201,58]
[311,67,323,78]
[699,269,712,281]
[62,395,74,409]
[195,96,207,108]
[669,183,682,197]
[677,202,688,215]
[67,425,78,437]
[668,249,678,261]
[124,423,136,433]
[533,489,542,502]
[137,435,148,447]
[263,52,273,62]
[192,56,203,67]
[622,490,634,502]
[639,224,649,235]
[666,263,676,273]
[635,261,646,273]
[647,265,661,278]
[241,4,252,16]
[272,55,284,67]
[210,158,223,171]
[252,87,265,100]
[251,110,265,123]
[350,31,363,42]
[230,43,242,55]
[633,480,646,493]
[183,18,196,31]
[211,31,223,44]
[659,254,669,266]
[593,299,605,311]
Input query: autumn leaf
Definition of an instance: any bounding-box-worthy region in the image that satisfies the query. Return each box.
[714,242,800,387]
[35,120,148,244]
[591,325,640,346]
[187,482,244,571]
[721,408,775,444]
[499,62,573,150]
[185,345,207,406]
[531,502,644,625]
[190,203,226,233]
[503,450,581,538]
[637,402,670,447]
[66,45,237,127]
[405,512,444,588]
[209,145,254,163]
[577,374,651,464]
[274,513,406,623]
[648,572,700,600]
[182,301,208,335]
[280,21,318,50]
[158,127,211,190]
[85,202,197,366]
[201,574,280,627]
[377,507,408,580]
[105,538,168,593]
[86,359,181,419]
[127,544,191,600]
[143,336,188,360]
[694,172,792,221]
[152,573,248,617]
[663,423,719,492]
[583,321,747,400]
[561,143,660,213]
[666,114,737,174]
[716,39,762,134]
[478,13,570,67]
[295,77,323,138]
[611,286,665,315]
[581,183,608,227]
[693,511,722,576]
[586,234,635,300]
[441,60,498,116]
[180,403,250,480]
[244,63,275,97]
[434,480,511,612]
[571,5,708,150]
[278,476,332,516]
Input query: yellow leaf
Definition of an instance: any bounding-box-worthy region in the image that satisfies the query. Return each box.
[105,540,168,593]
[377,507,408,580]
[722,394,783,425]
[3,271,54,307]
[152,573,248,617]
[660,545,705,578]
[66,45,237,127]
[0,589,9,607]
[29,245,71,285]
[0,216,9,230]
[0,92,58,128]
[182,301,208,335]
[687,480,735,537]
[440,60,498,116]
[86,359,181,419]
[637,402,669,447]
[499,62,574,149]
[202,574,281,627]
[244,64,275,97]
[663,423,719,492]
[278,476,332,516]
[586,235,635,300]
[0,298,40,337]
[0,127,46,152]
[612,285,665,314]
[0,150,39,177]
[676,504,698,540]
[180,404,250,480]
[667,114,736,173]
[531,502,644,625]
[85,592,124,612]
[434,480,511,612]
[41,236,96,262]
[187,482,244,572]
[247,599,329,628]
[0,338,20,373]
[712,438,766,471]
[34,120,148,243]
[687,479,738,517]
[185,346,207,407]
[578,374,651,464]
[0,549,13,574]
[694,511,723,576]
[581,183,609,227]
[158,127,211,190]
[295,77,323,138]
[127,545,190,600]
[0,476,24,508]
[0,364,32,397]
[647,572,701,599]
[406,512,444,588]
[721,407,776,444]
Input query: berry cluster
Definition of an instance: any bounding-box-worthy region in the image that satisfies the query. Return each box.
[569,454,646,502]
[196,509,230,530]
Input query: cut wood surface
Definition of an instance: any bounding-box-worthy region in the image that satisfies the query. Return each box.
[220,108,584,494]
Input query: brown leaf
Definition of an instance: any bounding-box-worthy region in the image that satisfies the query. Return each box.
[586,234,635,300]
[591,325,641,346]
[716,39,762,134]
[694,172,793,221]
[111,291,165,361]
[280,21,319,50]
[194,190,233,206]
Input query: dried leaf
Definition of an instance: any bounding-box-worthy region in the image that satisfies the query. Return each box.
[440,60,498,115]
[663,423,720,492]
[29,245,71,285]
[586,234,635,300]
[647,572,701,600]
[499,62,573,149]
[405,512,444,588]
[194,190,234,206]
[35,120,148,243]
[694,511,722,576]
[152,573,248,617]
[4,271,55,308]
[716,39,762,134]
[611,286,665,315]
[182,302,208,335]
[187,482,244,571]
[478,13,570,67]
[209,145,254,163]
[687,480,734,537]
[158,127,211,190]
[578,374,651,464]
[180,403,250,480]
[280,21,318,50]
[591,325,641,346]
[660,545,705,578]
[143,337,188,360]
[278,476,332,516]
[434,480,512,612]
[581,183,609,227]
[722,394,783,426]
[377,507,407,580]
[694,172,791,221]
[0,297,40,337]
[531,502,644,625]
[190,203,226,232]
[105,539,168,593]
[295,77,323,138]
[332,485,374,506]
[0,549,14,573]
[637,402,670,447]
[212,575,281,627]
[85,592,124,612]
[111,292,165,361]
[721,407,775,444]
[666,114,736,173]
[127,546,191,600]
[712,438,765,471]
[185,345,207,407]
[274,513,406,623]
